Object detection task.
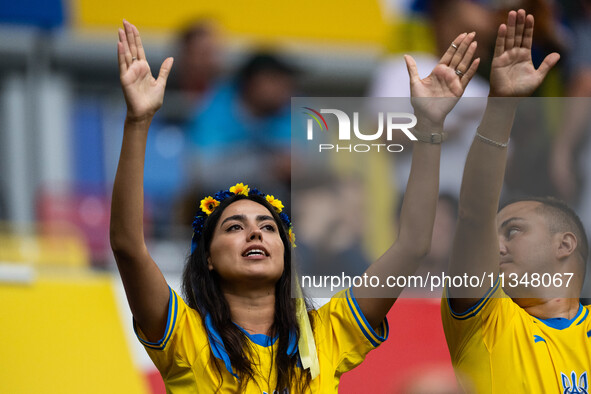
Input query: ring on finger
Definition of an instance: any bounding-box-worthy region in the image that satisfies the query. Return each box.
[451,42,458,49]
[132,57,137,61]
[455,69,464,77]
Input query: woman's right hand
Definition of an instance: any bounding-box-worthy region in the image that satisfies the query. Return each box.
[405,32,480,128]
[118,20,174,122]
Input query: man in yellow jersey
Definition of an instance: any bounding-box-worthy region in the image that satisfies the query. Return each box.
[442,9,591,393]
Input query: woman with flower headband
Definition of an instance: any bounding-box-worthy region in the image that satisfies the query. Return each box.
[110,20,480,393]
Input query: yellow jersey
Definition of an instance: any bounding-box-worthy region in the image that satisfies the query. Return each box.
[135,287,388,393]
[442,280,591,393]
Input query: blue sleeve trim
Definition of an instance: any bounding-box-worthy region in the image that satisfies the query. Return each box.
[447,278,500,321]
[133,286,178,350]
[345,288,389,348]
[576,307,589,326]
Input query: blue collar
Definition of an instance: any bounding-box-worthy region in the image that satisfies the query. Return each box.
[204,313,298,379]
[536,304,586,330]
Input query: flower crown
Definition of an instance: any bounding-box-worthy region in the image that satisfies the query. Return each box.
[191,183,295,253]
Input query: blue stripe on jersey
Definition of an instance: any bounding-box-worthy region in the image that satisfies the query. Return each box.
[346,288,388,347]
[134,286,178,350]
[448,279,500,320]
[577,308,589,326]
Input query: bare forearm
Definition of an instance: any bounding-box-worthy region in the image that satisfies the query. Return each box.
[110,117,152,254]
[357,124,441,325]
[362,122,441,288]
[397,122,442,257]
[458,99,517,221]
[448,99,517,300]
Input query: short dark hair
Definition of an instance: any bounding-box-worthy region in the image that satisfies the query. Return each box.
[236,52,296,89]
[500,196,589,265]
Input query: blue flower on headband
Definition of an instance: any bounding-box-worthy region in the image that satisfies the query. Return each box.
[249,188,265,197]
[214,190,234,201]
[279,212,291,227]
[192,215,205,233]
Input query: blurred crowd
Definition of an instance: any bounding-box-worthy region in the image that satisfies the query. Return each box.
[0,0,590,294]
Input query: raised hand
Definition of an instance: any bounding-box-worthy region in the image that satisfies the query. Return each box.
[489,10,560,97]
[405,32,480,126]
[118,20,174,122]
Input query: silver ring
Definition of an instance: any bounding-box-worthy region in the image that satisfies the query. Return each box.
[132,57,137,61]
[451,42,459,49]
[455,69,464,77]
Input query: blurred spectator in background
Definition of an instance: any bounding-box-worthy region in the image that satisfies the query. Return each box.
[549,0,591,300]
[162,19,223,126]
[293,174,371,284]
[550,0,591,206]
[177,20,222,101]
[182,51,296,211]
[370,0,492,201]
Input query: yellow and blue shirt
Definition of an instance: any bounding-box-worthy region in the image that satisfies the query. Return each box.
[442,281,591,393]
[135,287,388,393]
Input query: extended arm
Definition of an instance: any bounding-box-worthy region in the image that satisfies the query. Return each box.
[448,10,560,311]
[110,20,174,340]
[357,32,480,328]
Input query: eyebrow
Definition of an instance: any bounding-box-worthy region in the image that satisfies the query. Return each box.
[220,214,275,227]
[498,217,525,231]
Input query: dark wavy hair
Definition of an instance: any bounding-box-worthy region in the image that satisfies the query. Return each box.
[181,193,311,392]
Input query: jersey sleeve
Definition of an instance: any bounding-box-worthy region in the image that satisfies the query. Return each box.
[133,286,208,380]
[441,279,518,360]
[313,287,389,376]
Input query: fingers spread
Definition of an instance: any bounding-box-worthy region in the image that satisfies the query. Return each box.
[404,54,420,84]
[450,32,475,69]
[537,52,560,79]
[439,33,467,66]
[504,10,517,50]
[157,57,175,87]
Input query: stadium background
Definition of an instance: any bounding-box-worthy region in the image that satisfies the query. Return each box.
[2,0,573,392]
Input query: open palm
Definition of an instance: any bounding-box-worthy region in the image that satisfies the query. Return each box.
[489,10,559,97]
[406,32,480,126]
[118,20,173,121]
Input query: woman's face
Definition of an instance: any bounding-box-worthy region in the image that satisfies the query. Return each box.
[208,199,285,287]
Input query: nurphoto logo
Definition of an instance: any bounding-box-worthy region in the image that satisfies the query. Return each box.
[302,107,417,153]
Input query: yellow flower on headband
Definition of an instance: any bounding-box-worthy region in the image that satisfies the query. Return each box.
[266,195,284,213]
[288,228,296,248]
[230,183,249,196]
[200,196,220,215]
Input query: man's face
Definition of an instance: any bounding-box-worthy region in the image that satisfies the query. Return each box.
[496,201,557,287]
